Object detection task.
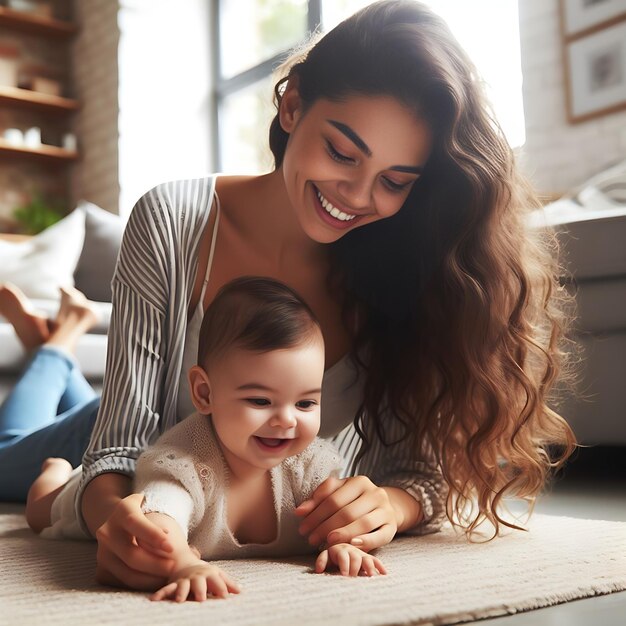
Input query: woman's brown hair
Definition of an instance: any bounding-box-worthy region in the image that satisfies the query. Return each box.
[269,0,576,537]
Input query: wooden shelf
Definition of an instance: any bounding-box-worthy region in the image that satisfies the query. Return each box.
[0,85,79,113]
[0,138,78,163]
[0,7,77,38]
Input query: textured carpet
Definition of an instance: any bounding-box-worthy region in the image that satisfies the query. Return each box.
[1,504,625,626]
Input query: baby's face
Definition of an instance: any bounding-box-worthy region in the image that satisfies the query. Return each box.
[206,337,325,478]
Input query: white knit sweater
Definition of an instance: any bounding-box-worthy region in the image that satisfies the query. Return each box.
[135,413,343,560]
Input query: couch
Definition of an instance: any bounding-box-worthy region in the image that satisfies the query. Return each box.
[0,203,123,399]
[532,159,626,445]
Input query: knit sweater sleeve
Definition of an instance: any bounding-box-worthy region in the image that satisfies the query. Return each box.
[134,417,215,537]
[284,438,344,505]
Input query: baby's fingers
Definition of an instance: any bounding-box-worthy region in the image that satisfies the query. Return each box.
[175,578,191,603]
[362,554,387,576]
[349,553,362,577]
[150,582,179,602]
[190,576,208,602]
[220,571,241,595]
[315,549,330,573]
[336,548,351,576]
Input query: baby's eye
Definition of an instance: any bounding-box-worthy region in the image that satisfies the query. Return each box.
[246,398,270,406]
[325,140,353,164]
[296,400,318,410]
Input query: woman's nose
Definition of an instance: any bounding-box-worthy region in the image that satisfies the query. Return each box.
[337,176,373,210]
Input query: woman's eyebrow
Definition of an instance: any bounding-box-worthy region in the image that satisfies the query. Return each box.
[327,119,372,156]
[327,119,423,175]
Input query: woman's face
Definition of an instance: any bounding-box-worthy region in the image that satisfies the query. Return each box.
[279,90,433,244]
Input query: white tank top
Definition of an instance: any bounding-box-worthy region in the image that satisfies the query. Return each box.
[176,196,221,420]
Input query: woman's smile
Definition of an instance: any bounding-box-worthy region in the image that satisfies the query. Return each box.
[311,184,366,230]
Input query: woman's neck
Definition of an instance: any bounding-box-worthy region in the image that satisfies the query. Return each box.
[219,170,326,271]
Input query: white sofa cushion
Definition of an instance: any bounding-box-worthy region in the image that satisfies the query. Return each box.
[0,210,85,300]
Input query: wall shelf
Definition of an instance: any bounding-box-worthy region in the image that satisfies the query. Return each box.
[0,138,78,163]
[0,85,79,113]
[0,7,77,38]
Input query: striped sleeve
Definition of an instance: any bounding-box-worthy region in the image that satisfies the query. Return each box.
[333,416,448,535]
[74,185,174,530]
[72,177,214,535]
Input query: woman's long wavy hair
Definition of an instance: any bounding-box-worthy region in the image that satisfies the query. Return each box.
[268,0,577,537]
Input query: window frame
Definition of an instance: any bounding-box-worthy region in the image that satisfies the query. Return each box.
[211,0,322,169]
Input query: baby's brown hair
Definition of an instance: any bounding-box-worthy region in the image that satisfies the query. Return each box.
[197,277,322,368]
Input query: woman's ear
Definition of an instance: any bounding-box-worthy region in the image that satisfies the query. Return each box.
[188,365,212,415]
[279,78,302,133]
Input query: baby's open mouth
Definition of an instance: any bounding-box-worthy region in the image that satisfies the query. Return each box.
[254,437,291,450]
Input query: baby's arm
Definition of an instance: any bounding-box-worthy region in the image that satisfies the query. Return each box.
[315,543,387,577]
[143,512,240,602]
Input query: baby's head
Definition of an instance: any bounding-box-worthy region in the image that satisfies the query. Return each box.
[188,277,325,476]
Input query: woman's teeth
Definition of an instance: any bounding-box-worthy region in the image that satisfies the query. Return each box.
[316,190,356,222]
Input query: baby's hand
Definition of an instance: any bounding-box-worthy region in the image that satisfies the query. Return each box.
[315,543,387,577]
[150,562,241,602]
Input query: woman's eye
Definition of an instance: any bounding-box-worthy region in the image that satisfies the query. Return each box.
[296,400,317,410]
[382,177,412,193]
[247,398,270,407]
[325,141,353,164]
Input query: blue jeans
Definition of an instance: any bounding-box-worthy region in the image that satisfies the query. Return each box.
[0,346,100,501]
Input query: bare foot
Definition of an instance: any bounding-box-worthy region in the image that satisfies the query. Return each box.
[55,286,100,330]
[0,283,51,350]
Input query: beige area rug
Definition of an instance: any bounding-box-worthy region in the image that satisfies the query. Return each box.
[1,504,625,626]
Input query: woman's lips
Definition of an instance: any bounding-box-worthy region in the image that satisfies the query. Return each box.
[311,185,364,230]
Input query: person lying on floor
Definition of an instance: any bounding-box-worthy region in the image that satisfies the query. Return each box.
[26,277,387,602]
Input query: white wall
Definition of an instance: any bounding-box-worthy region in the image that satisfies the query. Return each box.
[518,0,626,195]
[117,0,214,215]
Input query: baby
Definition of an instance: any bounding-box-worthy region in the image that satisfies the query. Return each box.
[27,277,385,602]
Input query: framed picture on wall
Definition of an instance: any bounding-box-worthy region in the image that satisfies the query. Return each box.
[560,0,626,39]
[564,19,626,122]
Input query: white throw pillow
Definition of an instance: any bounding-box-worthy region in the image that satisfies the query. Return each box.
[0,209,86,300]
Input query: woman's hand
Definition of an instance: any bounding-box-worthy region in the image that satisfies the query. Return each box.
[94,493,177,591]
[150,563,241,602]
[294,476,398,553]
[315,543,387,577]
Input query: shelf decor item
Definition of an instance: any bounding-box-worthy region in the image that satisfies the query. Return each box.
[560,1,626,123]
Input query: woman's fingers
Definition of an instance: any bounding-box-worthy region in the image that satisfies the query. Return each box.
[295,476,345,521]
[348,523,396,553]
[298,478,362,536]
[113,494,173,552]
[96,548,166,591]
[326,509,395,547]
[97,525,173,579]
[310,501,385,547]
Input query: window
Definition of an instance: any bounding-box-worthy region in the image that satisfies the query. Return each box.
[213,0,524,173]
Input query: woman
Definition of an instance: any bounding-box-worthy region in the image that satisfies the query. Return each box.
[1,0,575,591]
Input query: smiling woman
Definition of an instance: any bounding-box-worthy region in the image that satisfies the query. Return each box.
[1,1,575,597]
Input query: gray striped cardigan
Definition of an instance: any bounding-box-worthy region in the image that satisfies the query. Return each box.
[76,176,446,535]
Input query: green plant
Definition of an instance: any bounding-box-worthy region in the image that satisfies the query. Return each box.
[13,194,65,234]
